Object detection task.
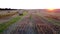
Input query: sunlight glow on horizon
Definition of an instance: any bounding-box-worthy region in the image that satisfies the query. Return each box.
[48,8,54,10]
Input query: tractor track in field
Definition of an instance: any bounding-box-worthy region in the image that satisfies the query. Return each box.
[3,13,60,34]
[31,14,60,34]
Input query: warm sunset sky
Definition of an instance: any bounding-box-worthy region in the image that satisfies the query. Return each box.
[0,0,60,9]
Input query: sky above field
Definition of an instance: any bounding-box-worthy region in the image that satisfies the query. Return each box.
[0,0,60,9]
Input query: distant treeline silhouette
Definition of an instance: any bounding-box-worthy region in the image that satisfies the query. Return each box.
[0,8,17,10]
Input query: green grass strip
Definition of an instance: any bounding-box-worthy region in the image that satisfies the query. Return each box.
[47,18,60,26]
[0,11,27,33]
[0,16,22,33]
